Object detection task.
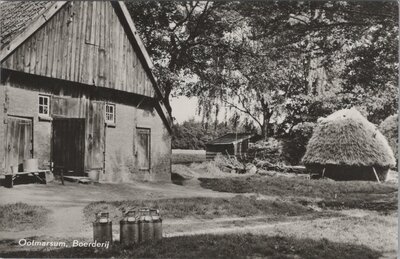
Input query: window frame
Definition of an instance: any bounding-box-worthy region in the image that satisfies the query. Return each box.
[105,103,116,126]
[38,94,50,118]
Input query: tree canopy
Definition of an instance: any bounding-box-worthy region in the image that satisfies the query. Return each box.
[128,1,398,139]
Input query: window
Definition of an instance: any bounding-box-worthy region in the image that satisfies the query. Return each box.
[38,95,50,116]
[105,103,116,125]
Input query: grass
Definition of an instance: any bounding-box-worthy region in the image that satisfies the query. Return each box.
[0,234,382,258]
[199,176,398,212]
[0,203,49,231]
[83,196,315,223]
[172,149,206,164]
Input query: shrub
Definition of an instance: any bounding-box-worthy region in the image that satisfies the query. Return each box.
[282,122,316,165]
[172,119,234,150]
[247,138,285,164]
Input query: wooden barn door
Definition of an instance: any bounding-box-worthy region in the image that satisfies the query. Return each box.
[5,117,33,172]
[52,118,85,176]
[137,128,151,171]
[85,101,105,172]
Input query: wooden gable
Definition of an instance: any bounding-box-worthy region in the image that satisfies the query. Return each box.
[1,1,155,98]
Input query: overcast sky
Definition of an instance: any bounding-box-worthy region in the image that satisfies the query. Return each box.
[170,96,232,124]
[170,96,199,123]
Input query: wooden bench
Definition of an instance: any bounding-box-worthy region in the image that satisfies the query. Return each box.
[5,170,51,188]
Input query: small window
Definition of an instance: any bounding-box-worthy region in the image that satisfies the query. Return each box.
[39,95,50,116]
[105,103,116,125]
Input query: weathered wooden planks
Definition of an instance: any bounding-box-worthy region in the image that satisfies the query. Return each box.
[2,1,155,98]
[51,97,105,172]
[85,101,105,170]
[5,117,33,172]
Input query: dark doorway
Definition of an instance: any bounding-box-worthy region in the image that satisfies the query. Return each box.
[5,116,33,173]
[52,118,85,176]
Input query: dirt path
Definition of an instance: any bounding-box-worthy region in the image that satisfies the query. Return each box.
[0,181,397,258]
[0,181,234,241]
[163,210,397,258]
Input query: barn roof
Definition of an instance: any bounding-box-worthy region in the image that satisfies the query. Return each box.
[0,1,171,132]
[0,1,52,49]
[207,133,254,145]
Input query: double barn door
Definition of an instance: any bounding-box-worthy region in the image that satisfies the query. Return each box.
[51,99,105,176]
[52,118,86,176]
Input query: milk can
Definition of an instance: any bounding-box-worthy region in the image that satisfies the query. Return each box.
[138,208,154,243]
[93,212,113,243]
[151,209,163,240]
[120,210,139,245]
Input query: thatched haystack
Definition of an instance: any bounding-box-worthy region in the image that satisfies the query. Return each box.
[379,114,398,161]
[302,108,396,181]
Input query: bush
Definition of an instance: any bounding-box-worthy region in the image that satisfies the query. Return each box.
[379,114,398,160]
[247,138,285,164]
[282,122,316,165]
[172,119,233,150]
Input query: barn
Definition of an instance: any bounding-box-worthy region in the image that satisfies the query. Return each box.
[206,133,254,160]
[0,1,172,182]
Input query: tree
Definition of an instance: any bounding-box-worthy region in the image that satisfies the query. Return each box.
[187,1,398,138]
[129,1,398,138]
[126,1,223,113]
[340,1,398,123]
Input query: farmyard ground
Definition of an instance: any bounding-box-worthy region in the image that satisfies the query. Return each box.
[0,174,397,258]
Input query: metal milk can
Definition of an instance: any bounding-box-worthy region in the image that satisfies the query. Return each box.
[138,208,154,243]
[120,210,139,246]
[151,209,163,240]
[93,212,113,243]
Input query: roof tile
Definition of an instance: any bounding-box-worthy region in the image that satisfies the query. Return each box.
[0,1,51,49]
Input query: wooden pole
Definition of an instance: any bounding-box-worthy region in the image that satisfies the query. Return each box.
[372,167,381,183]
[60,168,65,185]
[322,167,326,178]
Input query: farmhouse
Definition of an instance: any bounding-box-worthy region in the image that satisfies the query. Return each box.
[302,108,395,181]
[206,133,254,160]
[0,2,172,182]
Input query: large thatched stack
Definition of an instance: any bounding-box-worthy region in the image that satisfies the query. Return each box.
[379,114,398,161]
[302,108,396,181]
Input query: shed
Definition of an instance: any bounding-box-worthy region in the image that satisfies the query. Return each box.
[206,133,254,160]
[0,1,172,182]
[302,108,395,181]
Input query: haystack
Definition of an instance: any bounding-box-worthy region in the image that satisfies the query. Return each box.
[302,108,396,181]
[379,114,398,160]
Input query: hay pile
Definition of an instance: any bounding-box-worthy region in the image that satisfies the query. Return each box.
[302,108,395,181]
[303,108,395,167]
[379,114,398,160]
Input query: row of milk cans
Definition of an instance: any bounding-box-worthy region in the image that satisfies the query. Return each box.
[93,208,162,245]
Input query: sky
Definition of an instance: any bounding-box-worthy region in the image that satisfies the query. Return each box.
[170,96,233,124]
[170,96,199,123]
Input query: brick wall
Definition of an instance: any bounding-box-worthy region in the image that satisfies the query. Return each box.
[104,102,171,182]
[1,72,171,181]
[136,106,171,182]
[1,80,53,172]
